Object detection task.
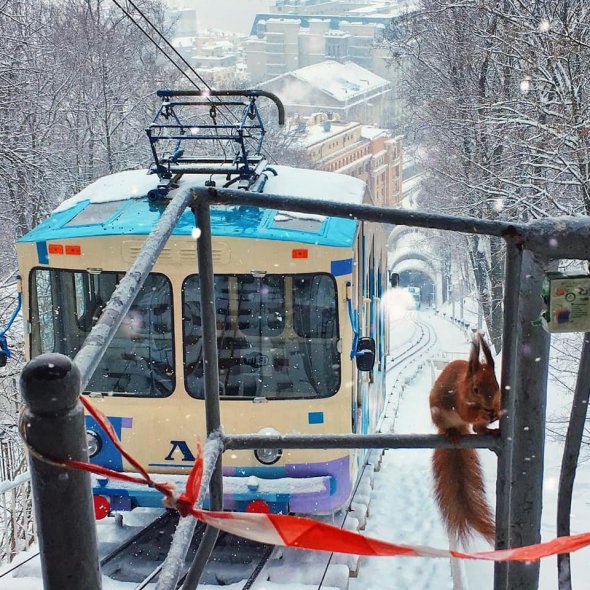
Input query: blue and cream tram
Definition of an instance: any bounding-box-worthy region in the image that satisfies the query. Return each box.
[17,91,390,516]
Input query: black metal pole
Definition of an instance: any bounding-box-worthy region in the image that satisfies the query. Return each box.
[494,242,523,589]
[201,186,525,238]
[20,353,101,590]
[223,432,501,450]
[503,251,552,589]
[180,200,223,590]
[193,200,223,489]
[556,333,590,590]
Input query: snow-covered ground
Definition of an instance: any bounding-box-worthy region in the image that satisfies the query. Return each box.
[351,310,589,590]
[1,310,588,589]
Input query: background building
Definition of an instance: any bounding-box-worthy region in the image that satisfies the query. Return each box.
[246,3,415,126]
[261,60,392,126]
[271,1,374,15]
[294,112,403,207]
[246,14,392,81]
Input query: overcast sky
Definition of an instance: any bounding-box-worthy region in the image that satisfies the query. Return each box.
[172,0,275,34]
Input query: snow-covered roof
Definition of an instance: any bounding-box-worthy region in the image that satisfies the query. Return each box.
[263,165,366,204]
[297,120,361,148]
[54,166,366,213]
[347,0,419,17]
[361,126,388,141]
[289,60,389,102]
[54,170,160,212]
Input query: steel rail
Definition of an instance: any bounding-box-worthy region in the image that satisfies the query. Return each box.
[201,186,525,239]
[223,432,501,451]
[382,319,438,434]
[388,318,435,370]
[100,511,177,569]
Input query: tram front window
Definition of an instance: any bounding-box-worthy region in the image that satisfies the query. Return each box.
[182,273,340,399]
[30,269,174,397]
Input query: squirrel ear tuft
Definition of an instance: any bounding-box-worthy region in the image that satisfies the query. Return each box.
[468,334,481,374]
[479,333,495,369]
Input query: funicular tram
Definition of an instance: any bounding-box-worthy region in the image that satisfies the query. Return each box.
[16,90,390,517]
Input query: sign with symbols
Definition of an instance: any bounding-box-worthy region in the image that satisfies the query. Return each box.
[541,272,590,333]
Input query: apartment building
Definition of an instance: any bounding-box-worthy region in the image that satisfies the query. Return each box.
[295,113,403,207]
[261,60,392,126]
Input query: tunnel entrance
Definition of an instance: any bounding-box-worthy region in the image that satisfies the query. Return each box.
[398,270,435,308]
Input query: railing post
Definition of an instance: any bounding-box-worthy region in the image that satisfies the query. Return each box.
[179,198,223,590]
[556,333,590,589]
[502,250,552,589]
[20,353,101,590]
[494,241,522,589]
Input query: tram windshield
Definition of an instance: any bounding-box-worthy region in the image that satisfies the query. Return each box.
[182,273,340,399]
[29,269,340,400]
[30,269,175,397]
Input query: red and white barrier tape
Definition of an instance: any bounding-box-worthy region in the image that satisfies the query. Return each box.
[22,397,590,562]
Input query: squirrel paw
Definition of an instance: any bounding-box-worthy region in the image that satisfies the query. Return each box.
[474,424,500,437]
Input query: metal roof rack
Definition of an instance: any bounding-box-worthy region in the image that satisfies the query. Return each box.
[146,89,285,197]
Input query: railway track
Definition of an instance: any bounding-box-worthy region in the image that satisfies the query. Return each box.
[99,510,276,588]
[388,315,438,373]
[128,483,370,590]
[383,314,439,432]
[1,316,437,590]
[0,510,274,589]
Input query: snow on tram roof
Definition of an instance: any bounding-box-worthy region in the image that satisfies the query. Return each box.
[21,165,364,248]
[262,165,366,204]
[54,170,159,212]
[54,166,366,213]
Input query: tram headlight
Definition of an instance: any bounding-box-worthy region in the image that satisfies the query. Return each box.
[254,427,282,465]
[254,447,282,465]
[86,430,102,458]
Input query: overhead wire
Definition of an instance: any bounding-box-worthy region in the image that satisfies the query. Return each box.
[110,0,230,159]
[111,0,277,163]
[123,0,214,92]
[110,0,200,93]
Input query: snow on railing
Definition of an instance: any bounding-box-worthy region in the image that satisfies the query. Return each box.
[0,470,35,564]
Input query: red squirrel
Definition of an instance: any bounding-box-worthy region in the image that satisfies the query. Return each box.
[429,332,500,545]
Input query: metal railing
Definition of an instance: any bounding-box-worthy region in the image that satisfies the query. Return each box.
[19,183,590,590]
[0,470,34,564]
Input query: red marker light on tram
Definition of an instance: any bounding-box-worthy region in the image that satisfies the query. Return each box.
[93,495,110,520]
[292,249,308,259]
[246,499,270,514]
[48,244,64,255]
[65,244,81,255]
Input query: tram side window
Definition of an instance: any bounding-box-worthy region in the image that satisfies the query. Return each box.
[182,273,339,400]
[30,269,174,397]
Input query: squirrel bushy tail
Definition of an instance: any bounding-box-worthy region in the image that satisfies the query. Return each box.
[432,447,495,545]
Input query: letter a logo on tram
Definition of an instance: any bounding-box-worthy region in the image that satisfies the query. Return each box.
[165,440,196,462]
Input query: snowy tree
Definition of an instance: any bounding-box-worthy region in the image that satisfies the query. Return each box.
[52,0,174,191]
[386,0,590,350]
[0,1,67,258]
[0,0,177,275]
